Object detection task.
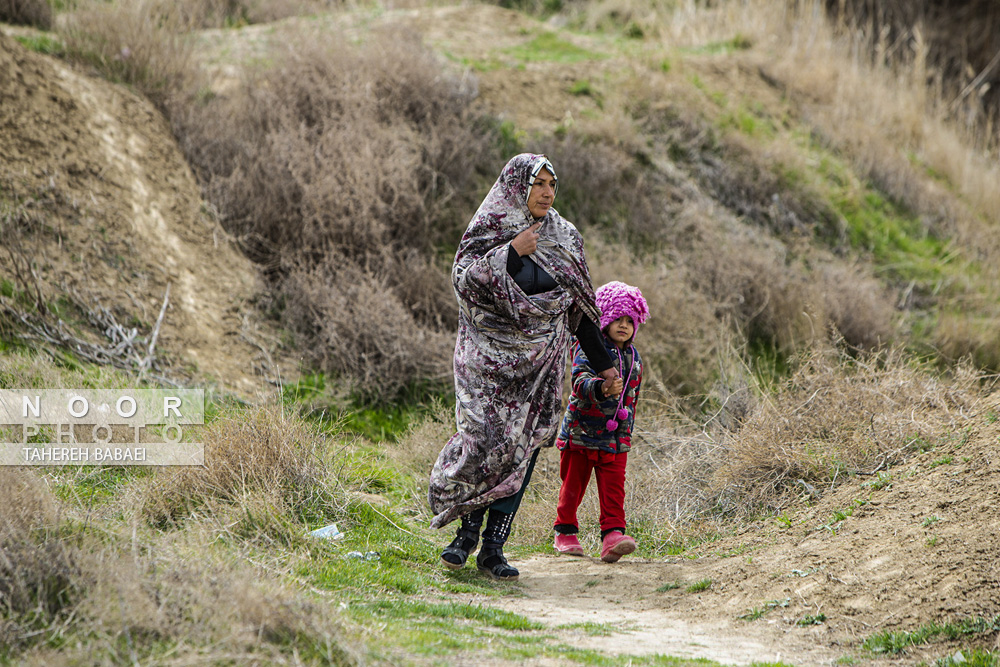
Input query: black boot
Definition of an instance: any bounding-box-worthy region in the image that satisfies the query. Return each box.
[441,509,484,570]
[476,509,519,581]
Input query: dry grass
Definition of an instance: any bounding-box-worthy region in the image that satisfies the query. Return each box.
[0,0,52,29]
[0,356,354,663]
[586,236,729,396]
[137,399,345,529]
[709,347,985,514]
[650,0,999,257]
[0,477,356,664]
[60,0,198,109]
[828,0,1000,137]
[169,0,336,27]
[0,469,77,651]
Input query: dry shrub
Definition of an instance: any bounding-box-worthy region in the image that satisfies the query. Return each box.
[0,0,52,29]
[281,263,454,399]
[816,262,895,350]
[138,400,343,527]
[542,130,689,247]
[933,310,1000,371]
[0,467,354,663]
[0,470,79,650]
[710,347,984,514]
[689,229,818,354]
[586,235,726,396]
[174,28,492,399]
[184,29,482,257]
[167,0,334,27]
[60,0,197,109]
[41,550,358,666]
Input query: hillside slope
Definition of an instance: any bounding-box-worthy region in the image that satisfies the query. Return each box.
[0,33,274,393]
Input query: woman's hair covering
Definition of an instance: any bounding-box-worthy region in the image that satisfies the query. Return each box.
[452,153,600,325]
[596,281,650,332]
[527,156,558,202]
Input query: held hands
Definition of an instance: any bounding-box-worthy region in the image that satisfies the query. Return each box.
[602,377,624,398]
[598,368,622,398]
[510,222,542,257]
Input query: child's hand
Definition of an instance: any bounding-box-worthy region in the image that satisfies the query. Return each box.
[602,377,624,397]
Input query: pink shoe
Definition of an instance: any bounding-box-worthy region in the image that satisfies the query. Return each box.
[553,533,585,556]
[600,532,636,563]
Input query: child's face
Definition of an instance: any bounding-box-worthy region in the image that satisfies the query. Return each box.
[607,315,634,347]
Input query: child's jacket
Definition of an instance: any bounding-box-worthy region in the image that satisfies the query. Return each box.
[555,336,642,454]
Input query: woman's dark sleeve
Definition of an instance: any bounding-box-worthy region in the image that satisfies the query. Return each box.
[574,315,613,373]
[506,244,523,275]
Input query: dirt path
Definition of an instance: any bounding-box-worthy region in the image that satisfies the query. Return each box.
[483,554,844,666]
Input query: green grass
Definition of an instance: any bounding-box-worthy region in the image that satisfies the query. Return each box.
[685,578,712,593]
[816,499,867,534]
[282,371,442,442]
[556,621,616,636]
[718,103,777,139]
[48,466,155,505]
[13,34,65,56]
[862,616,1000,655]
[935,649,999,667]
[861,471,893,491]
[797,613,826,626]
[738,598,790,621]
[569,79,595,96]
[681,34,753,56]
[363,599,541,631]
[505,31,605,63]
[656,581,681,592]
[928,456,953,469]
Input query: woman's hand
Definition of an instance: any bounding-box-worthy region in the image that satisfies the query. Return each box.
[598,368,621,398]
[510,222,542,257]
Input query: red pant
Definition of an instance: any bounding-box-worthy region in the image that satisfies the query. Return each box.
[555,448,628,533]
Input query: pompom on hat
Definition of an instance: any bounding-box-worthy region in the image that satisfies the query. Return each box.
[596,281,649,334]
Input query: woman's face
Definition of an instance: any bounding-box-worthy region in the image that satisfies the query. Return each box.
[526,168,556,219]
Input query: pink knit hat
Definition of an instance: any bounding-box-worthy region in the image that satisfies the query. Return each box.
[596,281,649,333]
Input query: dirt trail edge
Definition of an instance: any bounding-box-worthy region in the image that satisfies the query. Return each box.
[485,554,843,666]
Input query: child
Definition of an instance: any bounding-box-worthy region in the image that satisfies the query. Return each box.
[553,281,648,563]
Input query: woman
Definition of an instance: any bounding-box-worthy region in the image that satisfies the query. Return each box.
[428,153,617,580]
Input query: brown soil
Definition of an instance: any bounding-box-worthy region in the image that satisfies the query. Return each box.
[0,32,283,394]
